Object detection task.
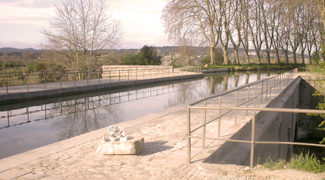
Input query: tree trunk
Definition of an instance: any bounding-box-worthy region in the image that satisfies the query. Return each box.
[266,50,271,64]
[234,49,240,64]
[244,51,250,64]
[275,49,280,64]
[210,46,216,65]
[284,51,289,64]
[222,47,229,65]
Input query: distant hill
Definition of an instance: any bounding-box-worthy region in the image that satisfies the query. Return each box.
[0,46,293,56]
[0,47,43,53]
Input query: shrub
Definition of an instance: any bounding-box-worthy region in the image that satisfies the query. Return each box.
[289,151,325,173]
[263,156,286,170]
[263,152,325,173]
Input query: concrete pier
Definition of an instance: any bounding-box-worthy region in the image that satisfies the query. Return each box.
[0,73,324,179]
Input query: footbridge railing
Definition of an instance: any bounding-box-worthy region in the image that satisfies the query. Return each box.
[185,69,325,168]
[0,66,201,94]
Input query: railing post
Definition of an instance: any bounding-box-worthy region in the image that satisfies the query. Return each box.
[60,71,62,88]
[187,107,191,164]
[265,80,268,100]
[27,107,30,122]
[254,83,257,107]
[270,77,276,96]
[26,74,29,92]
[280,74,282,90]
[109,71,111,83]
[250,112,256,169]
[136,67,137,80]
[87,70,89,85]
[246,86,250,114]
[235,90,238,123]
[277,75,279,92]
[44,73,46,89]
[7,110,9,126]
[202,100,207,149]
[119,70,121,82]
[98,70,100,84]
[218,96,222,137]
[128,70,130,81]
[260,81,264,103]
[6,76,9,93]
[74,70,76,87]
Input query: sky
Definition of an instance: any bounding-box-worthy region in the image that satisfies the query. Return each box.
[0,0,170,49]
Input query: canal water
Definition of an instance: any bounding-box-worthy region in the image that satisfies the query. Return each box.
[0,71,276,159]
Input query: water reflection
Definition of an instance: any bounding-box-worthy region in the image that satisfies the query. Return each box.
[0,71,277,159]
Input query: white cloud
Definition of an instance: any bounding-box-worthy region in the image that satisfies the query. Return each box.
[0,0,171,49]
[0,2,55,26]
[109,0,170,48]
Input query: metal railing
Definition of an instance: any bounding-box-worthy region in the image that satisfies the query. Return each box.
[0,66,201,94]
[185,68,325,168]
[187,107,325,169]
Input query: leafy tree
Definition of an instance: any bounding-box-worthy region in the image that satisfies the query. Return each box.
[139,45,162,65]
[121,54,148,65]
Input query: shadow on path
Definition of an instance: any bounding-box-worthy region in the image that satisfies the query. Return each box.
[141,141,173,156]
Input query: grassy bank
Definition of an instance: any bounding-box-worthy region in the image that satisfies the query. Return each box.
[202,63,306,71]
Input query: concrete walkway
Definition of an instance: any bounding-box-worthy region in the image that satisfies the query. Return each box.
[0,74,324,180]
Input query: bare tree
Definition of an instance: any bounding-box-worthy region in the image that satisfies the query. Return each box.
[229,0,243,64]
[241,0,251,64]
[278,0,292,64]
[249,0,264,64]
[269,0,283,64]
[43,0,122,75]
[288,1,301,64]
[217,0,233,65]
[162,0,220,65]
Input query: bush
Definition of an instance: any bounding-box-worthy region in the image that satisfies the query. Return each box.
[121,54,148,65]
[263,152,325,173]
[289,151,325,173]
[201,48,224,65]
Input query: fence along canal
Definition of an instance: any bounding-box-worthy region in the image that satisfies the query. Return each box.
[186,69,325,169]
[0,66,200,94]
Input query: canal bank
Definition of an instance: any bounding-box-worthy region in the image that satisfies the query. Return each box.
[0,72,324,179]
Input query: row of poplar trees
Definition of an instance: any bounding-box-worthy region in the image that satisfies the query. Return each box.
[162,0,325,65]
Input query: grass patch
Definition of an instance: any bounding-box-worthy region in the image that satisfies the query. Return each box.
[264,157,286,170]
[263,152,325,173]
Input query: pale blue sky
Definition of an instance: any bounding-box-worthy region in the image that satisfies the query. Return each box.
[0,0,170,49]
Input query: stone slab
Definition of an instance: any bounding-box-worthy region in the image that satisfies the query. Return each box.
[97,137,144,155]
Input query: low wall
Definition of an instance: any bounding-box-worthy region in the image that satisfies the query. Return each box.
[101,65,173,78]
[204,77,301,166]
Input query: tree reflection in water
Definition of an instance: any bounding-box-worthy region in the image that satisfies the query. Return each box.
[50,96,125,140]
